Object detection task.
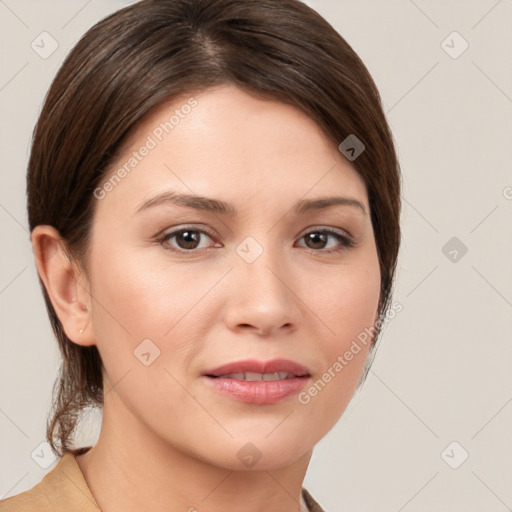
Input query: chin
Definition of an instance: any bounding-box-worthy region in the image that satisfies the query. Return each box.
[214,434,313,472]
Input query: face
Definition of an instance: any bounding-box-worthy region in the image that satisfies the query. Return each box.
[84,84,381,470]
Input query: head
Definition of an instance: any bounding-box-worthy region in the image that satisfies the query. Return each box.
[29,0,401,464]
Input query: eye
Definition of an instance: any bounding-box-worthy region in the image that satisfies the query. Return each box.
[158,226,356,255]
[296,228,355,253]
[159,227,218,252]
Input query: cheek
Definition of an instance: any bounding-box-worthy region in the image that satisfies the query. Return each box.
[87,238,216,379]
[307,261,381,345]
[86,236,166,364]
[296,260,380,426]
[89,241,186,334]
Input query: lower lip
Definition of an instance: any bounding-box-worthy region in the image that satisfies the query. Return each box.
[202,376,310,404]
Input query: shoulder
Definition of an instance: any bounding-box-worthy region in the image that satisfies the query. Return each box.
[0,484,53,512]
[0,450,99,512]
[0,464,61,512]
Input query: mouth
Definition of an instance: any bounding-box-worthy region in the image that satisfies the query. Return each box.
[201,358,311,404]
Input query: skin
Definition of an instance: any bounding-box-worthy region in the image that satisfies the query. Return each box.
[33,84,381,512]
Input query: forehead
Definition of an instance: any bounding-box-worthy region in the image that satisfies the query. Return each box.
[96,84,368,217]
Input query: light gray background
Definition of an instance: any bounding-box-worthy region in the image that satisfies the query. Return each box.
[1,1,511,511]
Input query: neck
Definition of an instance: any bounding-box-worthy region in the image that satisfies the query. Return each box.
[75,398,312,512]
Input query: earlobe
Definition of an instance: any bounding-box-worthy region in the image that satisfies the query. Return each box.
[31,225,95,347]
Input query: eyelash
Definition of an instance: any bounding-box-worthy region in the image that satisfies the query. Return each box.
[157,225,356,255]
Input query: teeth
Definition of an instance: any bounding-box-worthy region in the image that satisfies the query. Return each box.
[262,372,281,381]
[217,372,294,381]
[218,372,244,380]
[245,372,264,381]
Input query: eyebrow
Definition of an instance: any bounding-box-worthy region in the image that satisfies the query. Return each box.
[136,191,367,216]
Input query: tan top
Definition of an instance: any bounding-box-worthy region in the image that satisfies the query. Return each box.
[0,448,325,512]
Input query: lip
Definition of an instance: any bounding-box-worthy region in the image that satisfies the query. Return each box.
[202,358,311,405]
[202,376,310,404]
[203,358,310,378]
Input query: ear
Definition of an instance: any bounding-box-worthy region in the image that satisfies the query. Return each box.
[31,225,95,347]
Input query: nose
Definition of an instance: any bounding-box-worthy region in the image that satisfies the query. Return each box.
[223,245,299,337]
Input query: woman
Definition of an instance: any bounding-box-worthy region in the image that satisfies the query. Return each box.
[1,0,401,510]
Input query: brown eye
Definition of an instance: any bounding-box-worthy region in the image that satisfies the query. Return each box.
[298,229,355,252]
[161,228,216,252]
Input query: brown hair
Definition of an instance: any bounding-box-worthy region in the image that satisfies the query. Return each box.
[27,0,401,456]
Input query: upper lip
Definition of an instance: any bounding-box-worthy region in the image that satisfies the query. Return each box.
[203,358,310,377]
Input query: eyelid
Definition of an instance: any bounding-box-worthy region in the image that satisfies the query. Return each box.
[301,225,354,240]
[158,225,218,248]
